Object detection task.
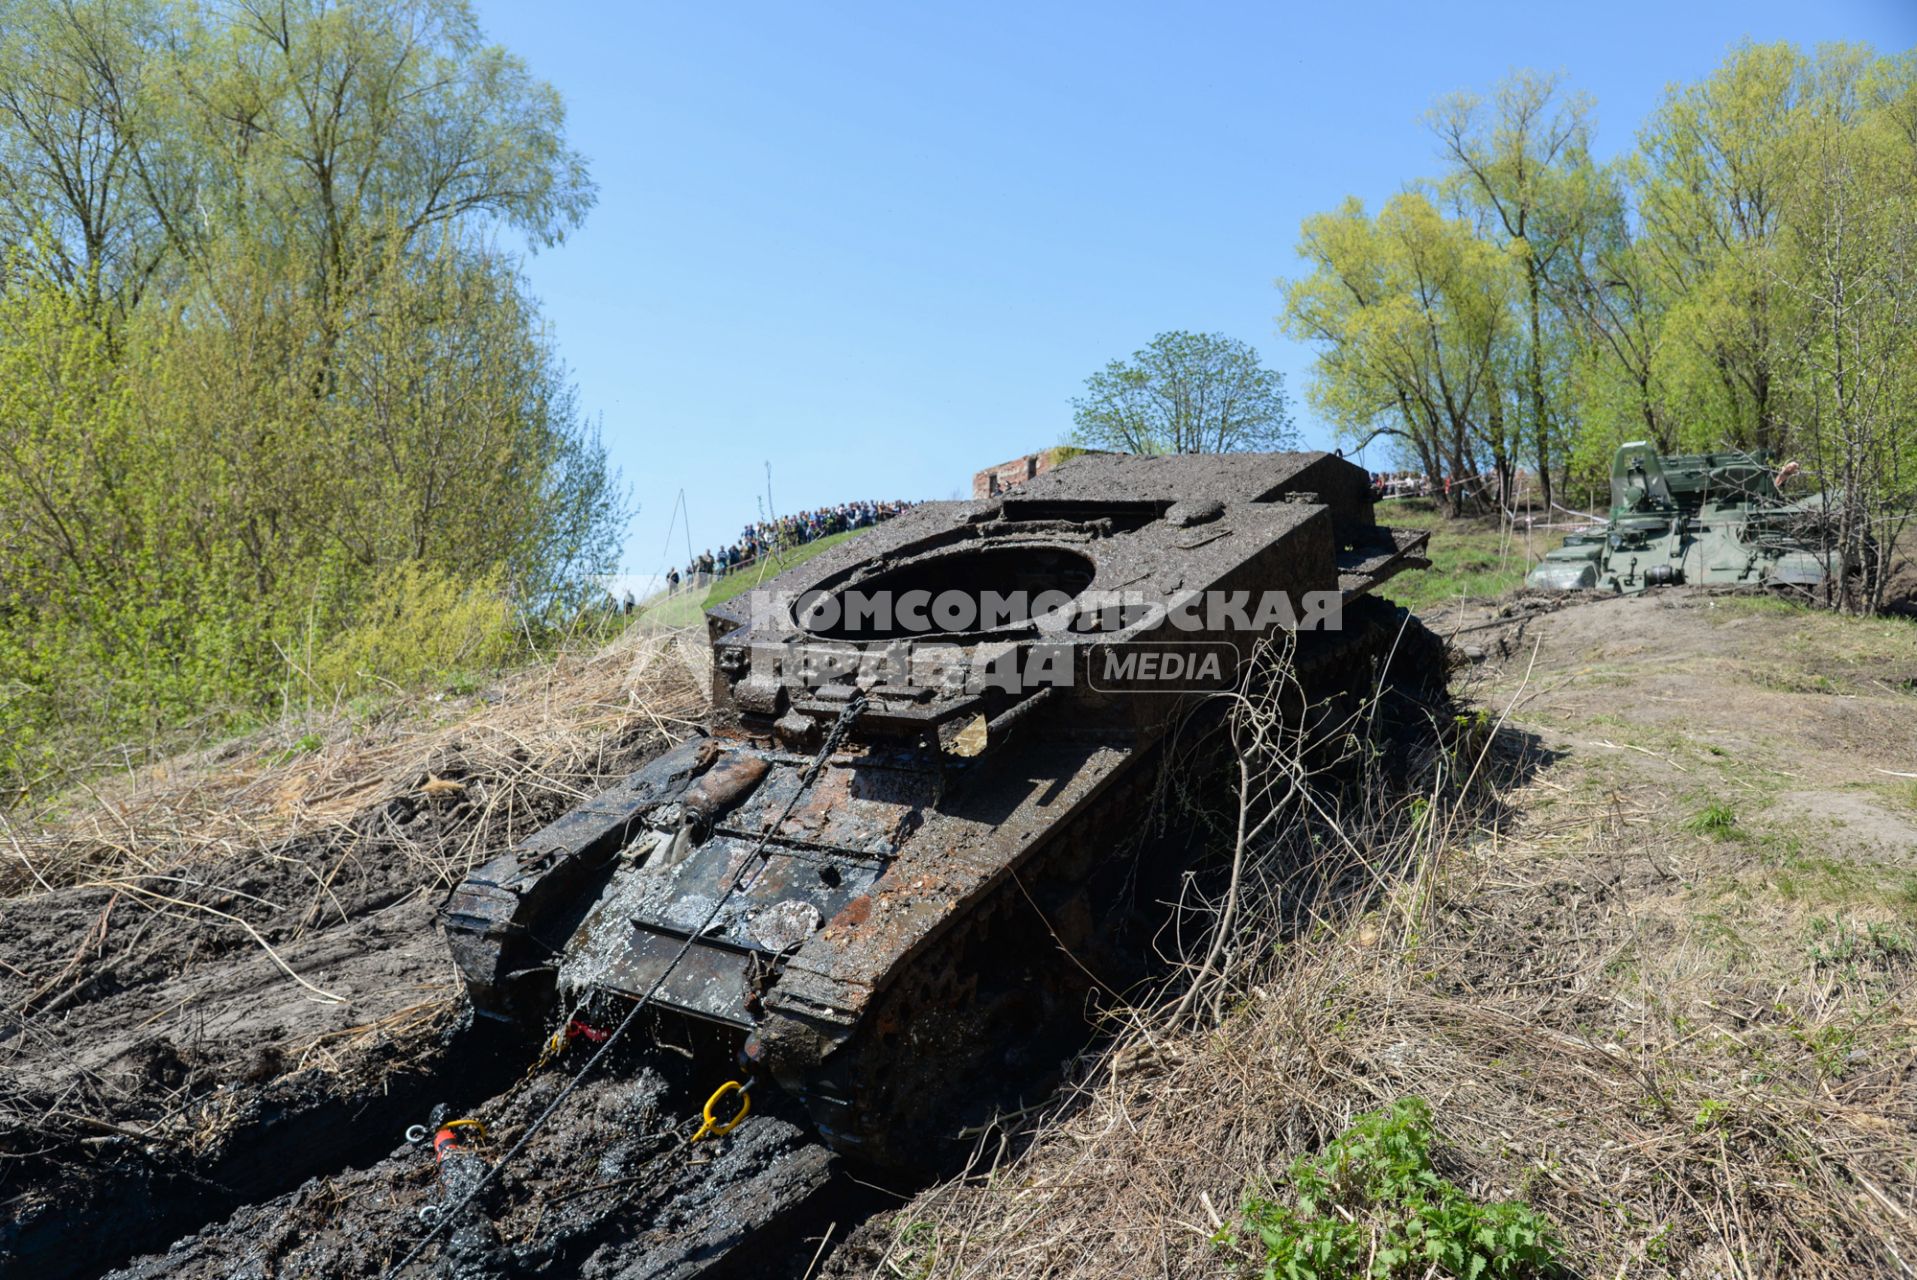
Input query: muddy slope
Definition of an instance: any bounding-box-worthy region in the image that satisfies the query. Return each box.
[0,725,676,1280]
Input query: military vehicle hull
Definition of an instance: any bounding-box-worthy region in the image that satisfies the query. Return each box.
[1528,443,1841,594]
[446,451,1442,1174]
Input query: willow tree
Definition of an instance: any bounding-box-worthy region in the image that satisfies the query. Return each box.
[0,0,618,799]
[0,0,175,319]
[1629,42,1809,453]
[1430,70,1596,511]
[1282,193,1517,514]
[1546,161,1682,466]
[0,0,594,320]
[1770,49,1917,612]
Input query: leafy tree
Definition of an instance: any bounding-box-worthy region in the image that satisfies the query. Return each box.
[1431,71,1596,510]
[1284,40,1916,611]
[0,0,620,800]
[1771,48,1917,611]
[1630,42,1806,453]
[1547,162,1679,463]
[1070,330,1294,455]
[0,0,594,321]
[1282,194,1516,514]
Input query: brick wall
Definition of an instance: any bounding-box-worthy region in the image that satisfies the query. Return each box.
[971,454,1036,499]
[974,448,1104,499]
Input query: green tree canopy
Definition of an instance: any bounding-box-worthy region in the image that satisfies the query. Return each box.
[0,0,621,800]
[1430,69,1598,508]
[0,0,594,320]
[1282,193,1517,511]
[1070,330,1294,455]
[1282,40,1917,610]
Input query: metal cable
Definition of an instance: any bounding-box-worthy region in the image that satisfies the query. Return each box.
[382,693,866,1277]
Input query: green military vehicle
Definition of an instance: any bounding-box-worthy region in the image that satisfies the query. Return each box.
[1526,442,1840,594]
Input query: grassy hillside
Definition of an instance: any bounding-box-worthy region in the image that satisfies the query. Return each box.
[635,528,868,629]
[1376,497,1557,610]
[634,507,1547,627]
[8,497,1916,1279]
[844,591,1917,1279]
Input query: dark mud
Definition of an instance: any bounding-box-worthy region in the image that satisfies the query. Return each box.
[0,729,673,1279]
[5,603,1462,1277]
[103,1057,854,1280]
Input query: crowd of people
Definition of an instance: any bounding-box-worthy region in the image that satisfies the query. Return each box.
[667,499,916,589]
[1370,470,1435,500]
[1369,469,1505,503]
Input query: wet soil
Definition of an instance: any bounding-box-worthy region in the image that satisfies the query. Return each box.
[0,729,676,1279]
[1,601,1460,1279]
[104,1060,852,1280]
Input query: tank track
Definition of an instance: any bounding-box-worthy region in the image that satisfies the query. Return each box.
[774,596,1446,1170]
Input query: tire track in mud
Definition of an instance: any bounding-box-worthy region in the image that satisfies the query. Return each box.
[1,732,681,1279]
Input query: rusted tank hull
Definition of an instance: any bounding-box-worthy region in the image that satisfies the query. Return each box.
[446,451,1443,1176]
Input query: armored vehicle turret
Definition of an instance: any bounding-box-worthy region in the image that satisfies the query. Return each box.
[1527,442,1840,594]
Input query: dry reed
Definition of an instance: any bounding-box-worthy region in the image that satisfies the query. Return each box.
[0,625,710,899]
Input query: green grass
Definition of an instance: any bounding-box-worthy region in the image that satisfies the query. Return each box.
[636,528,869,628]
[706,528,864,607]
[1769,856,1917,912]
[1376,499,1545,609]
[1684,801,1743,840]
[1806,915,1913,972]
[1892,780,1917,814]
[272,732,324,765]
[649,503,1541,625]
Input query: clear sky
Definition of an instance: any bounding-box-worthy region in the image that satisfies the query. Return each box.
[471,0,1915,589]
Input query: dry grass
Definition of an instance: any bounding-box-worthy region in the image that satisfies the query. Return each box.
[0,625,710,899]
[0,624,714,1181]
[282,983,456,1074]
[7,584,1910,1277]
[864,654,1917,1280]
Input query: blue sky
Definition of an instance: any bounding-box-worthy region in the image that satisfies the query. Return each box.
[472,0,1915,588]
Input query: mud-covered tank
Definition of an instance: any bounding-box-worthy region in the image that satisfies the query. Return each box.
[446,451,1441,1172]
[1527,442,1841,593]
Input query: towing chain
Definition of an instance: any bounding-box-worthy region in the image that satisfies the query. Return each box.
[382,694,866,1276]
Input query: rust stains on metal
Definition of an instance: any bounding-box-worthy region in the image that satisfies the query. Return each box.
[446,451,1446,1175]
[682,752,769,822]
